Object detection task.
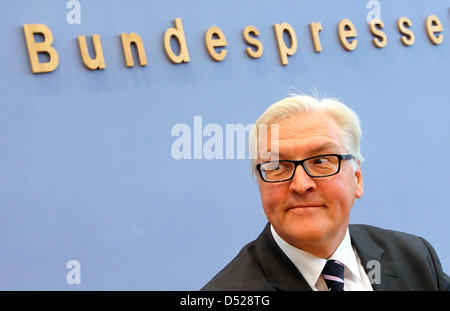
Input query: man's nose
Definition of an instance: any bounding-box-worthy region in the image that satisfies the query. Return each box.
[289,165,317,194]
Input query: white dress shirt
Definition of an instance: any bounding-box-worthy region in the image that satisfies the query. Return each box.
[270,225,373,291]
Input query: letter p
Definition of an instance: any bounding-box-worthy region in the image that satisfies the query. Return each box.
[273,23,298,65]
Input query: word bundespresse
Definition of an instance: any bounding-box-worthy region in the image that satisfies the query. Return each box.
[23,12,446,74]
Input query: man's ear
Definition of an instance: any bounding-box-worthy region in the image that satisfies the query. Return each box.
[355,164,364,198]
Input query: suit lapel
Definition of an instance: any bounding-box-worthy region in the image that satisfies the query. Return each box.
[349,225,399,291]
[254,223,312,291]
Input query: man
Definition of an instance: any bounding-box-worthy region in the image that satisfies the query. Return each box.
[202,94,449,291]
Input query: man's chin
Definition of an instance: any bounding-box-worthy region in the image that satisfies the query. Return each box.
[278,224,330,247]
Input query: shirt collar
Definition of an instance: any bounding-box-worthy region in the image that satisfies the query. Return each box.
[270,225,362,289]
[329,227,362,281]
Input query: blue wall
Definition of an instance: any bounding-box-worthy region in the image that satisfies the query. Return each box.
[0,0,448,289]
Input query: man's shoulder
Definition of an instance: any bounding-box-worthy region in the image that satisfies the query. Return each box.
[350,223,420,238]
[349,224,441,275]
[201,238,274,291]
[349,223,434,258]
[201,223,312,291]
[349,223,449,290]
[349,223,426,247]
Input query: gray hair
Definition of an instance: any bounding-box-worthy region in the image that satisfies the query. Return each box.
[249,94,364,177]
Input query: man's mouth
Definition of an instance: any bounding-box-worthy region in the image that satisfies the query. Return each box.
[287,204,325,212]
[289,204,324,209]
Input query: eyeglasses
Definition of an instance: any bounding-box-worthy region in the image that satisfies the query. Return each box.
[256,154,355,183]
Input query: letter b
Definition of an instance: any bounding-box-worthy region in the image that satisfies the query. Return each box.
[23,24,59,74]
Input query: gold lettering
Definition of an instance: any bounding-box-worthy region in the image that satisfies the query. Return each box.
[425,15,443,45]
[23,24,59,74]
[369,19,387,48]
[243,26,263,59]
[205,26,227,62]
[164,18,190,64]
[273,23,297,65]
[338,19,358,51]
[309,22,323,53]
[397,17,415,46]
[120,33,147,67]
[77,34,106,70]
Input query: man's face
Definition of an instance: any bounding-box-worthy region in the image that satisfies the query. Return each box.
[257,111,363,256]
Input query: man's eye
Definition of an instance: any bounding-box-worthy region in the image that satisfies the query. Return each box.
[262,163,288,171]
[275,163,290,170]
[314,157,329,164]
[263,164,281,171]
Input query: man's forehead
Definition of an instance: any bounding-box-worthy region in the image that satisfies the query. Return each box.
[261,138,344,161]
[256,112,346,161]
[277,139,342,152]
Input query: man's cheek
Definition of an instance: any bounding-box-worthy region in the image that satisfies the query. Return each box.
[262,193,282,215]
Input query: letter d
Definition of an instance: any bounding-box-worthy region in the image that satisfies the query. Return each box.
[23,24,59,74]
[163,18,190,64]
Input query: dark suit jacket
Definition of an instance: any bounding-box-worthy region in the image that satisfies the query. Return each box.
[202,223,450,291]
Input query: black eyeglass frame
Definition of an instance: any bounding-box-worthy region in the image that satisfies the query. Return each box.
[256,154,355,183]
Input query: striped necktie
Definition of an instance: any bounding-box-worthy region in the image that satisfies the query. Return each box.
[321,260,345,291]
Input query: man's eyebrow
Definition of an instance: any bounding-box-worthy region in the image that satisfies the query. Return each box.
[277,142,341,158]
[307,142,341,154]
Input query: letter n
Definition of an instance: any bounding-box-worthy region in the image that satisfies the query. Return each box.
[120,33,148,67]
